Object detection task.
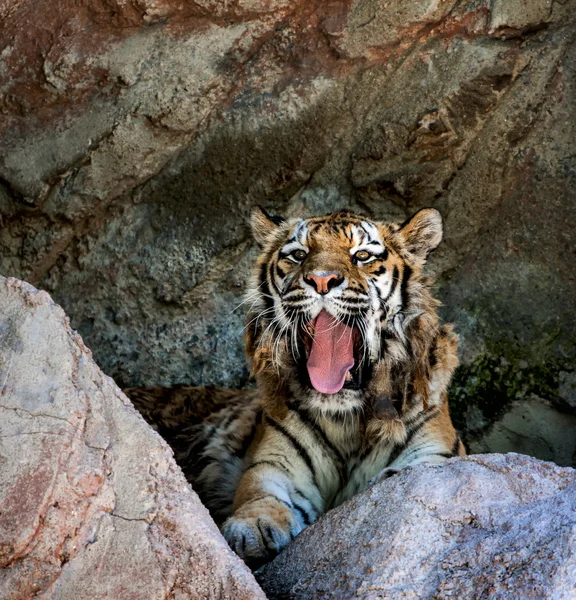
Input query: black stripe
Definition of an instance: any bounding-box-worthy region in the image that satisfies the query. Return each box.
[266,451,295,468]
[380,329,394,357]
[400,264,412,310]
[451,436,461,456]
[384,265,399,302]
[372,265,387,276]
[403,409,425,428]
[249,493,295,521]
[263,492,313,528]
[283,286,307,297]
[237,411,261,459]
[405,408,440,446]
[398,443,430,462]
[386,407,440,467]
[189,427,220,479]
[360,359,375,390]
[276,263,286,279]
[219,410,239,430]
[436,452,454,459]
[292,488,319,520]
[244,460,291,475]
[348,436,396,484]
[189,422,219,459]
[404,334,413,360]
[259,261,273,311]
[365,247,389,261]
[266,416,319,487]
[268,213,287,226]
[428,335,438,369]
[269,261,281,295]
[336,296,370,305]
[283,291,307,301]
[286,401,346,467]
[291,501,311,526]
[357,443,376,464]
[380,304,390,323]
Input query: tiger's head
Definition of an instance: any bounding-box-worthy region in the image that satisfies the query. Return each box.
[245,207,444,414]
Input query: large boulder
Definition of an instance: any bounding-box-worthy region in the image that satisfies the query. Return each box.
[0,276,265,599]
[1,1,575,462]
[258,453,576,599]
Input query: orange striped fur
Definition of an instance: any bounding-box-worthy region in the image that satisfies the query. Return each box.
[126,207,464,567]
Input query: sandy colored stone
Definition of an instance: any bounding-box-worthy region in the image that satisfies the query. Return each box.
[258,453,576,599]
[0,276,265,599]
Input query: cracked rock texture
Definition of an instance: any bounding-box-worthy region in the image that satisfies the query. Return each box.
[1,0,576,462]
[0,276,265,599]
[258,454,576,600]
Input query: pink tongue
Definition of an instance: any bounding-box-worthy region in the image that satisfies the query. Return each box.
[307,310,355,394]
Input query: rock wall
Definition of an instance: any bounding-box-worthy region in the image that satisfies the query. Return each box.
[0,276,265,599]
[1,0,575,463]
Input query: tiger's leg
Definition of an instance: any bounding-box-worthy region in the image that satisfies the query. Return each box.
[222,414,334,565]
[368,398,465,486]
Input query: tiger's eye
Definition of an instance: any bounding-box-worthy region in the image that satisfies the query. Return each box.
[355,250,371,262]
[292,249,307,262]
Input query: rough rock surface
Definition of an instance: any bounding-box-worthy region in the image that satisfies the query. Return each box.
[258,453,576,600]
[469,397,576,466]
[0,276,265,599]
[1,0,576,461]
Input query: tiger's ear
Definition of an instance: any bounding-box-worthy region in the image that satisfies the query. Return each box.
[250,206,286,247]
[398,208,443,263]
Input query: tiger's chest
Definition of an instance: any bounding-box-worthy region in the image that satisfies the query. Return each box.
[312,415,397,508]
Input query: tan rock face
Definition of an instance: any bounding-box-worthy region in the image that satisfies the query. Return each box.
[0,276,265,599]
[257,454,576,599]
[1,1,576,462]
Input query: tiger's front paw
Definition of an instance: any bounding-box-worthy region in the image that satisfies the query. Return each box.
[222,499,301,566]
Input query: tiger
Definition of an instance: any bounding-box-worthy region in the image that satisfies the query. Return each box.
[125,206,465,567]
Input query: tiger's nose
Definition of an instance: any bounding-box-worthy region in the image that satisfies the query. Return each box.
[304,272,344,295]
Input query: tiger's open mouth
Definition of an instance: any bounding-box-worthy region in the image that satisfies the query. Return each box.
[301,309,363,394]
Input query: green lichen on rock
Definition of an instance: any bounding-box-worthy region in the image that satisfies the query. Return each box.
[448,351,561,436]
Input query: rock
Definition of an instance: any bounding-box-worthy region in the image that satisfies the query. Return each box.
[469,397,576,467]
[448,356,576,467]
[1,0,576,460]
[0,276,265,599]
[558,371,576,414]
[257,454,576,599]
[489,0,554,34]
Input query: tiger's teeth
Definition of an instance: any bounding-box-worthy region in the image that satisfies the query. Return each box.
[345,371,352,381]
[307,325,315,336]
